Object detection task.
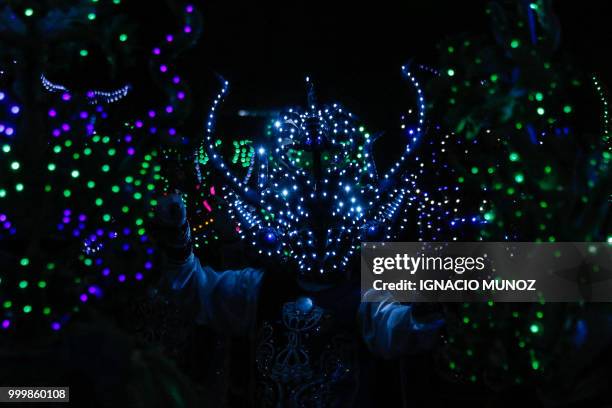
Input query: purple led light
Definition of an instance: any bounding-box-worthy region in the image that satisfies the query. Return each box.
[102,268,111,276]
[165,106,173,113]
[135,272,144,281]
[135,120,143,128]
[80,294,88,302]
[61,123,70,131]
[160,65,168,73]
[62,93,71,101]
[166,34,174,42]
[118,274,126,282]
[184,25,192,33]
[51,322,61,331]
[10,106,20,114]
[2,320,10,329]
[172,76,180,84]
[148,110,156,118]
[127,147,135,156]
[48,109,57,117]
[0,214,6,222]
[177,91,185,100]
[144,261,153,270]
[5,127,14,136]
[52,129,60,137]
[80,111,88,119]
[186,4,194,13]
[153,47,161,55]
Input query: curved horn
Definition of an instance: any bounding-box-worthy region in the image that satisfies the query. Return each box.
[202,77,260,205]
[379,64,426,192]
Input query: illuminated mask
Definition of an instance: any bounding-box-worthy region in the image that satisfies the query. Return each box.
[200,67,467,279]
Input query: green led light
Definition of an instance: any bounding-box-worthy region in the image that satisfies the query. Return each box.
[71,170,80,178]
[530,323,540,333]
[24,8,34,17]
[544,165,552,174]
[2,144,10,153]
[95,198,104,206]
[447,69,455,77]
[3,301,11,309]
[514,173,525,183]
[63,189,71,197]
[509,152,520,162]
[15,183,24,192]
[43,307,51,315]
[80,49,89,57]
[19,280,28,289]
[101,164,110,172]
[87,180,96,188]
[87,12,96,20]
[0,189,6,198]
[531,360,540,370]
[535,92,543,101]
[510,39,520,48]
[48,163,56,171]
[10,161,20,170]
[537,107,545,115]
[471,167,479,174]
[111,185,120,193]
[38,281,47,288]
[20,257,29,266]
[102,214,111,222]
[563,105,572,113]
[119,33,128,42]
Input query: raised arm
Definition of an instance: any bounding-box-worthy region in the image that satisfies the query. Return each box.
[358,290,444,359]
[153,194,263,336]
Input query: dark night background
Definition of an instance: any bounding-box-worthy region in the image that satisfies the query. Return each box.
[53,0,612,138]
[190,0,610,126]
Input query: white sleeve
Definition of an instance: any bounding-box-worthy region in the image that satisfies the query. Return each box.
[167,253,263,336]
[358,290,444,359]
